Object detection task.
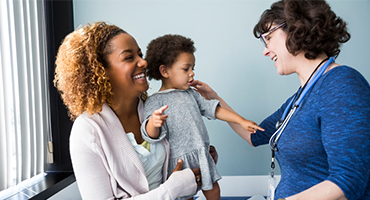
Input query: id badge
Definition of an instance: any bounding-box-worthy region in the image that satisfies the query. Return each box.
[267,172,276,200]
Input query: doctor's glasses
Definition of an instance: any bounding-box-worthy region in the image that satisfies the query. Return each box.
[260,22,286,47]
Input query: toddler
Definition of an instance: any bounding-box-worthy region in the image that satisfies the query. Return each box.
[141,34,264,200]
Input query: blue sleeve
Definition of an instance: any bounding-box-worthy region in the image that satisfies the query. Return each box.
[319,67,370,199]
[251,95,295,147]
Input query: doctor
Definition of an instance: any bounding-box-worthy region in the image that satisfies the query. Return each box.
[191,0,370,199]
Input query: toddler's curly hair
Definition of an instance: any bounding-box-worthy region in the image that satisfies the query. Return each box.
[145,34,196,80]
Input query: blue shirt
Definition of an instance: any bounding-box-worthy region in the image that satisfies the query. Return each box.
[251,66,370,199]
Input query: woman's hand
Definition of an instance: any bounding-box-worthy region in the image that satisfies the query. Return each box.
[209,145,218,164]
[173,159,201,188]
[190,80,219,100]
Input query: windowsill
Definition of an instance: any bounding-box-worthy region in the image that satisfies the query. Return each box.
[4,172,74,200]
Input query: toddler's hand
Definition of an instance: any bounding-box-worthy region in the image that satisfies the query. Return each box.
[150,105,168,128]
[240,119,265,133]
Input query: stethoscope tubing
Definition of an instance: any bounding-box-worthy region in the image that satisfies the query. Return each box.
[295,57,335,106]
[269,57,335,151]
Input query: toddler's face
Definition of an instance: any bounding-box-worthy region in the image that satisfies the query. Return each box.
[165,52,195,90]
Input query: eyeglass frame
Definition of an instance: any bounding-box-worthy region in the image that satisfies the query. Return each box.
[260,22,286,47]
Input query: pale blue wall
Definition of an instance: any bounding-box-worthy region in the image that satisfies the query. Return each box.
[73,0,370,176]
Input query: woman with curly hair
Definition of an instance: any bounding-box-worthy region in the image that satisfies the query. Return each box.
[54,22,204,200]
[191,0,370,199]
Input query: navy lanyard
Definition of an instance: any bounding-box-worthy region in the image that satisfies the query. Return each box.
[269,57,335,177]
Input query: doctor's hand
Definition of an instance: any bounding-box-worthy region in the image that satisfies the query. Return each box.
[209,145,218,165]
[190,80,219,100]
[173,159,201,188]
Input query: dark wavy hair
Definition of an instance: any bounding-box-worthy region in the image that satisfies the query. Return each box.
[145,34,196,80]
[253,0,350,59]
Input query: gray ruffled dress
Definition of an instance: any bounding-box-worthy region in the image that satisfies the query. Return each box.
[141,88,221,199]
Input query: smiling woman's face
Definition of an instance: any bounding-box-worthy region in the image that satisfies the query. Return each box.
[262,24,297,76]
[105,33,149,100]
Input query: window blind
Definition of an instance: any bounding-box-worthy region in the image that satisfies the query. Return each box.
[0,0,50,192]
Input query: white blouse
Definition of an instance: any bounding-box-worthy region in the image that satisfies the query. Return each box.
[127,132,166,190]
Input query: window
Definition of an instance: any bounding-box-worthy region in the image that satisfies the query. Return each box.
[0,0,51,197]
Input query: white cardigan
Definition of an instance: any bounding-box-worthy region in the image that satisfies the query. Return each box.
[69,100,196,200]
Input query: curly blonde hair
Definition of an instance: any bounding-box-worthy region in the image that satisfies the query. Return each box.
[54,22,147,120]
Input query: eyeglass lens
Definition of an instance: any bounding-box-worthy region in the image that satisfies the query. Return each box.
[260,22,285,47]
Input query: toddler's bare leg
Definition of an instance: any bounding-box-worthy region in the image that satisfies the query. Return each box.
[202,182,221,200]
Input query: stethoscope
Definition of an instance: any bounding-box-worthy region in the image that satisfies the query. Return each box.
[268,57,335,177]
